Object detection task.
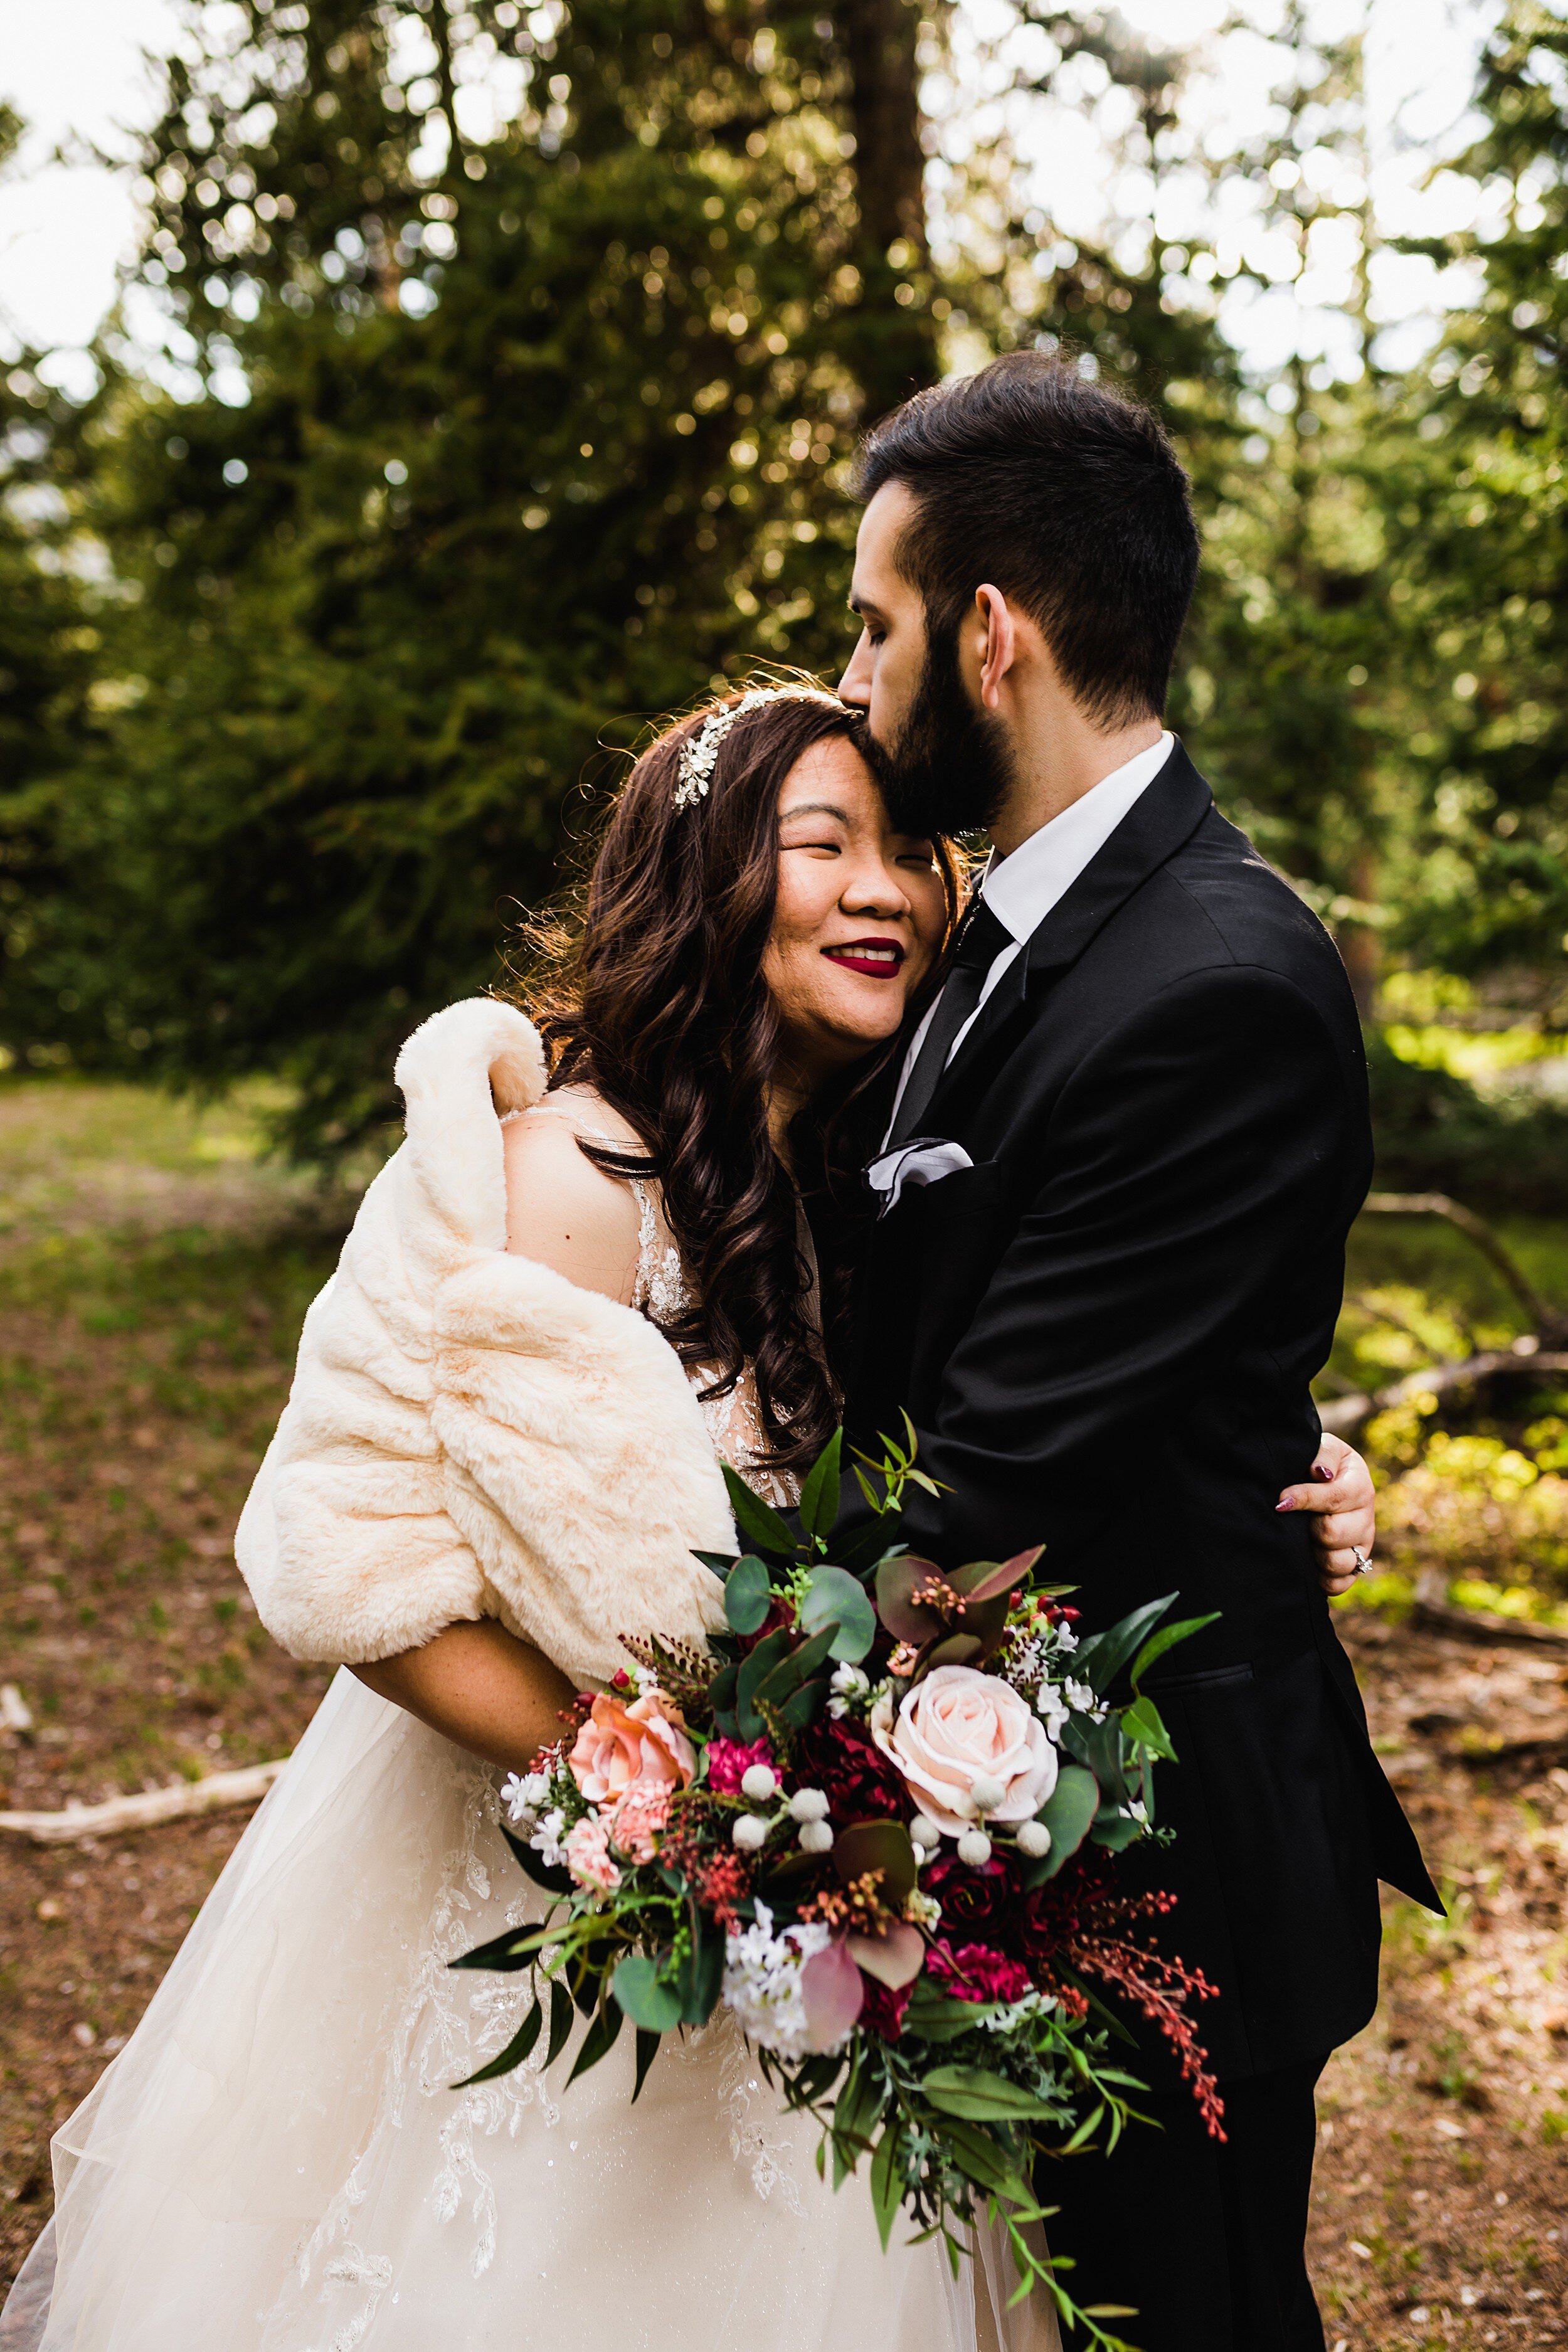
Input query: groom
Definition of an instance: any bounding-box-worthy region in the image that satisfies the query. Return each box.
[832,354,1439,2348]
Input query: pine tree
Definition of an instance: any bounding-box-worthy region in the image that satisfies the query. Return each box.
[1379,0,1568,1019]
[24,0,938,1150]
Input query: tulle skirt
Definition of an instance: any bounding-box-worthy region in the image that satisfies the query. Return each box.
[2,1674,1057,2352]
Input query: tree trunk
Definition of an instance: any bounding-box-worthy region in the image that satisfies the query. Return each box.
[839,0,939,425]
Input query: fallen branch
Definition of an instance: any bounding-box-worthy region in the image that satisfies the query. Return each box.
[0,1758,289,1844]
[1362,1192,1567,1345]
[1318,1350,1568,1443]
[1409,1571,1568,1655]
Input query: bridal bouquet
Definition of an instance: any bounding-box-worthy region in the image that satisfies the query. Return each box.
[454,1426,1221,2350]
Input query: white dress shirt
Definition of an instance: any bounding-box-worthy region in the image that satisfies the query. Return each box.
[882,732,1175,1147]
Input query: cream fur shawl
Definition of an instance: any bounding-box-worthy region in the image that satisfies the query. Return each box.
[235,998,733,1688]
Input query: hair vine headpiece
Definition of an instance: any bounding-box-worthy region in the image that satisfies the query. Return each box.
[672,684,843,812]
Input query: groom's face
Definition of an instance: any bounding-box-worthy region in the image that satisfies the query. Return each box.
[840,482,1014,839]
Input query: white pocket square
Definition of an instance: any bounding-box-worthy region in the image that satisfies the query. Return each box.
[866,1138,975,1214]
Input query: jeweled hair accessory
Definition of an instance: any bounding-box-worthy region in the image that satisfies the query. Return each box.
[672,684,842,812]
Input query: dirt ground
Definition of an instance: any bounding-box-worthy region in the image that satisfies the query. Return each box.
[3,1078,1568,2346]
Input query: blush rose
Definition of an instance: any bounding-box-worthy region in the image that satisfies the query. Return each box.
[871,1664,1057,1838]
[568,1690,696,1808]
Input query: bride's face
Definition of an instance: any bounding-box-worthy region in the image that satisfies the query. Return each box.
[761,735,947,1088]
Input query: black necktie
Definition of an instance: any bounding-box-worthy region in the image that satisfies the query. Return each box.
[888,898,1013,1147]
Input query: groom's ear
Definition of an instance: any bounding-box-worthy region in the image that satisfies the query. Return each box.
[974,584,1017,710]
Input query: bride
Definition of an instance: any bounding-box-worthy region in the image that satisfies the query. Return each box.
[3,682,1372,2352]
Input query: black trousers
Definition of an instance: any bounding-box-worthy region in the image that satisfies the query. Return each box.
[1039,2052,1329,2352]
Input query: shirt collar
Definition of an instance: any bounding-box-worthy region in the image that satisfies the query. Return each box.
[979,732,1175,945]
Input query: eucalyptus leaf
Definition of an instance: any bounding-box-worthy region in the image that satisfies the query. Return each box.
[612,1954,684,2032]
[1017,1764,1099,1890]
[723,1554,773,1636]
[800,1564,877,1662]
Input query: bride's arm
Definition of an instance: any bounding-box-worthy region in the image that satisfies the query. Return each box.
[351,1103,647,1767]
[354,1622,578,1773]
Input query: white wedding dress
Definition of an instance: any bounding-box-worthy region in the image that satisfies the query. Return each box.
[2,1091,1059,2352]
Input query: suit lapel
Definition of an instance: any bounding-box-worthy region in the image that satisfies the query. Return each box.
[918,743,1214,1136]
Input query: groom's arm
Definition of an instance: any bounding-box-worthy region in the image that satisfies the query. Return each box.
[871,963,1359,1566]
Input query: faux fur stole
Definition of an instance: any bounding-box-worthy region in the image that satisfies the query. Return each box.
[235,997,733,1688]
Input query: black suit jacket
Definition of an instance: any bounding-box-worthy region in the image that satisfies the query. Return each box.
[839,743,1438,2081]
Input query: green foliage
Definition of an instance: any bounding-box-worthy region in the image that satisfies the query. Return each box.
[2,0,935,1150]
[1384,1,1568,999]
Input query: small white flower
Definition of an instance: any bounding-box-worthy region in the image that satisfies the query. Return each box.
[530,1808,568,1868]
[905,1888,943,1928]
[732,1813,771,1852]
[632,1662,661,1697]
[721,1902,834,2058]
[1054,1622,1079,1653]
[739,1762,778,1801]
[501,1769,551,1826]
[1127,1799,1149,1826]
[956,1828,992,1867]
[1016,1820,1052,1860]
[909,1811,943,1852]
[827,1661,872,1720]
[788,1787,830,1824]
[1064,1678,1107,1722]
[1035,1683,1070,1742]
[798,1819,834,1855]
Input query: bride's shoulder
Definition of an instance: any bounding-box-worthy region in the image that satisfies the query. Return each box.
[501,1087,647,1305]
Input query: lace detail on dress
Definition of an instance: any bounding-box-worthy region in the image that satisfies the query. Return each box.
[286,1757,558,2330]
[710,2008,805,2212]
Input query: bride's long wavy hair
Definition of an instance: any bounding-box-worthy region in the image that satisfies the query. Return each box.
[519,681,960,1474]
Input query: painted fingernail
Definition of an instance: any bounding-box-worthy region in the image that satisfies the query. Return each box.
[1313,1461,1335,1482]
[1276,1495,1297,1512]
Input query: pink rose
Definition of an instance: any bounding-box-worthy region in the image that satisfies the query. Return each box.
[871,1665,1057,1838]
[568,1690,696,1807]
[563,1813,621,1893]
[609,1780,672,1864]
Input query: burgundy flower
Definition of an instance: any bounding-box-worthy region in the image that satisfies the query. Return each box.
[706,1736,775,1795]
[926,1940,1033,2006]
[858,1972,914,2041]
[794,1718,908,1822]
[921,1851,1016,1932]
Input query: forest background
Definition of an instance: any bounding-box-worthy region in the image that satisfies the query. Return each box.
[1,0,1568,1528]
[3,8,1568,2335]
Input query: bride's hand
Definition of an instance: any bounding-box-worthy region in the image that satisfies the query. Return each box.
[1277,1432,1377,1597]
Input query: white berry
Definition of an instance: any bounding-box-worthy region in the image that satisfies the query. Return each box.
[739,1763,778,1802]
[970,1775,1007,1814]
[1016,1820,1053,1859]
[956,1829,992,1867]
[788,1787,830,1823]
[797,1819,834,1855]
[909,1813,942,1850]
[732,1813,770,1851]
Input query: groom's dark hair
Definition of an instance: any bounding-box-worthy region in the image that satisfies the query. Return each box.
[856,352,1200,727]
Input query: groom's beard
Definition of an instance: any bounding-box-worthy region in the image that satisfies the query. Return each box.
[872,622,1017,840]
